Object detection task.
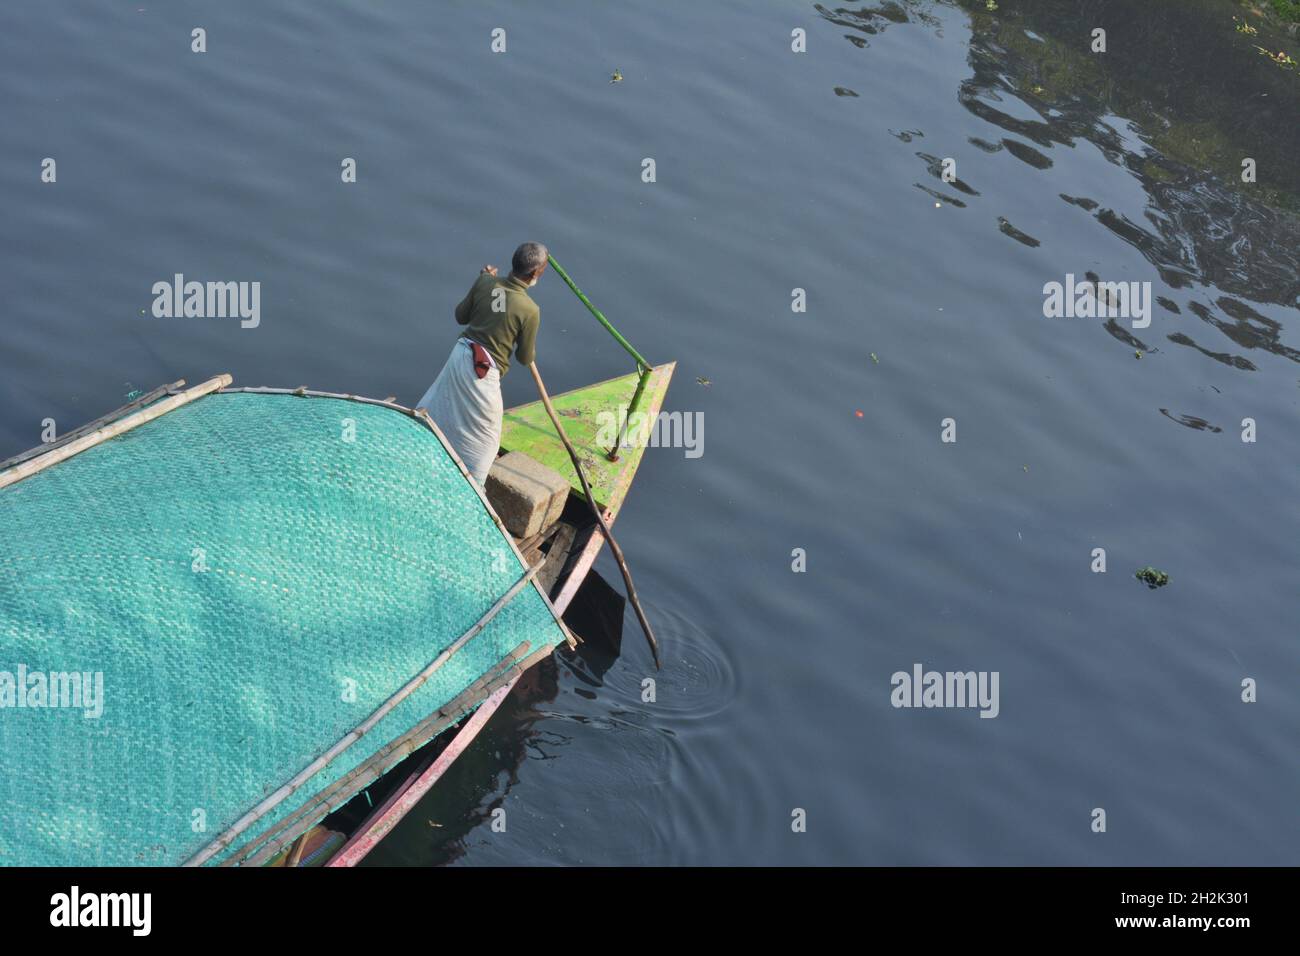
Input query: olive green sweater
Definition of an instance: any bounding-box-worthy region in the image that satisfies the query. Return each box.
[454,272,540,378]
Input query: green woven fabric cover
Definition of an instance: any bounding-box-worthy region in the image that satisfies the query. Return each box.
[0,393,568,866]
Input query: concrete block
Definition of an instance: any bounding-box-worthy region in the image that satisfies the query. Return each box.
[485,451,570,539]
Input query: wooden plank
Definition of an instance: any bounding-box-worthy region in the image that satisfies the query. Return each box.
[325,677,520,867]
[224,642,546,867]
[0,379,185,472]
[537,522,578,596]
[0,375,231,491]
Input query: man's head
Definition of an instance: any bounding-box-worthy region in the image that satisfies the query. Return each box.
[511,242,549,286]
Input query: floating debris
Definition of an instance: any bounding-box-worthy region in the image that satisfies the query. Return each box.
[854,409,864,418]
[1255,46,1297,70]
[1158,409,1222,433]
[986,1,998,11]
[1135,566,1171,589]
[870,352,879,364]
[915,183,967,207]
[610,69,623,83]
[1135,350,1142,359]
[696,376,711,387]
[997,216,1042,247]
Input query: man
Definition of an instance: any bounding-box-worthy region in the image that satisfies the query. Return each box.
[417,241,548,485]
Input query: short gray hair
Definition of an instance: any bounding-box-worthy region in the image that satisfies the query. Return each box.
[511,242,549,278]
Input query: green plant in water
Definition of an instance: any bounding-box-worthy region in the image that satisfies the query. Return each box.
[1268,0,1300,25]
[1255,45,1298,69]
[1135,566,1171,589]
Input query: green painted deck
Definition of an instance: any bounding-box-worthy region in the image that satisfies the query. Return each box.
[499,363,676,513]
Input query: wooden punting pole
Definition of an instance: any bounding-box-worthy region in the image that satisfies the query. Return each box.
[528,361,662,669]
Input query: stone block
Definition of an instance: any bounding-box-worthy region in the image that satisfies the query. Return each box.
[484,451,570,539]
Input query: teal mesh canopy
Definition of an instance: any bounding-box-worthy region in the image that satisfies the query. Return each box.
[0,392,569,866]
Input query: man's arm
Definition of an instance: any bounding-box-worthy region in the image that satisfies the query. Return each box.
[514,306,540,367]
[454,279,478,325]
[454,267,497,324]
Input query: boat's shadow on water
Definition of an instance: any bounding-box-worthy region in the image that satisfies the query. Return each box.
[360,568,744,866]
[359,572,630,866]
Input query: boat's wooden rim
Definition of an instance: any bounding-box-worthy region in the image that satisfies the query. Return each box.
[325,678,518,866]
[322,362,677,867]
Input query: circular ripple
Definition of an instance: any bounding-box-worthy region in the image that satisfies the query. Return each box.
[598,601,739,724]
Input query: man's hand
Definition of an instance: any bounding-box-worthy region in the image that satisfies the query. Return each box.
[481,264,498,276]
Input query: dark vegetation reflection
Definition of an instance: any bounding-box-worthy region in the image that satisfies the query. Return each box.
[820,0,1300,372]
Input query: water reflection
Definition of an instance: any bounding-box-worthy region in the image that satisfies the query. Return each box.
[822,0,1299,370]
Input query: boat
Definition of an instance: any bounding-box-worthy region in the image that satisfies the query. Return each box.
[0,359,675,867]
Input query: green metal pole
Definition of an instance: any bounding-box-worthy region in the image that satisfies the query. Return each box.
[607,367,652,462]
[547,255,650,372]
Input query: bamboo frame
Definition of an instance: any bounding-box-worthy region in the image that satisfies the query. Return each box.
[284,833,308,869]
[0,379,185,472]
[324,676,521,866]
[184,559,548,867]
[218,385,420,416]
[228,642,552,867]
[0,375,230,490]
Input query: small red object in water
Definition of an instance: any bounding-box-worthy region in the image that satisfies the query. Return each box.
[854,409,864,418]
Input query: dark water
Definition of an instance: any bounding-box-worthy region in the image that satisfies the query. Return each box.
[2,1,1297,865]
